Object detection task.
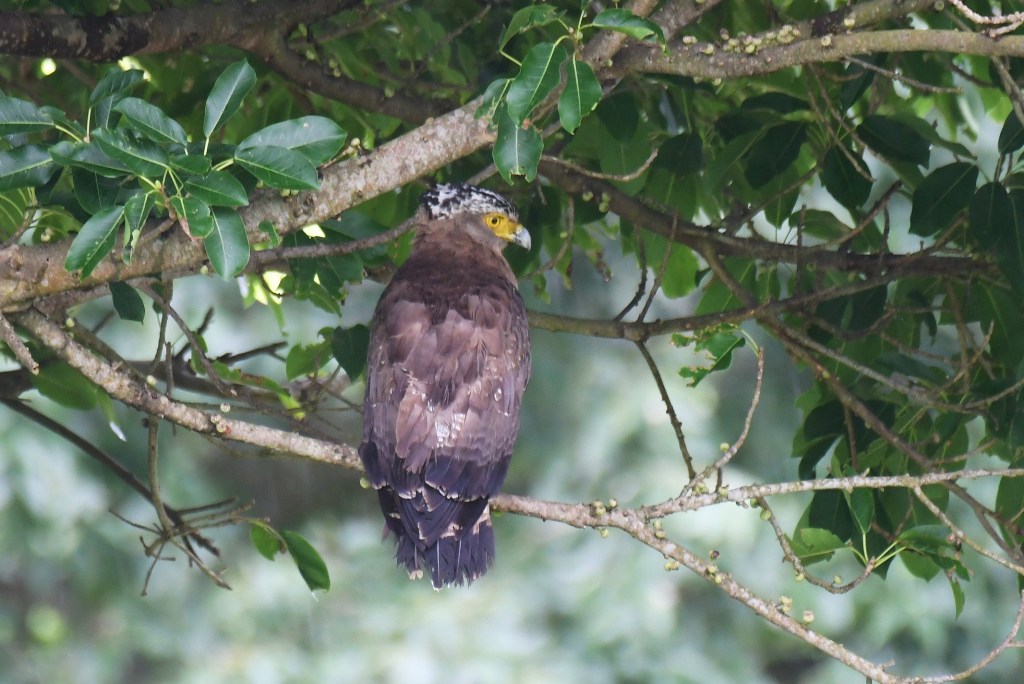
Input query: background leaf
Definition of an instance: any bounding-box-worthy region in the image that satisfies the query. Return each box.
[203,59,257,138]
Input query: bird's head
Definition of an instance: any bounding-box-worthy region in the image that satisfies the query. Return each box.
[420,183,531,250]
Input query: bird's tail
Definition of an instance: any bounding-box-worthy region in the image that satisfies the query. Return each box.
[378,489,495,588]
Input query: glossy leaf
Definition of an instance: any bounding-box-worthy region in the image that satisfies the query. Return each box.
[109,281,146,323]
[184,171,249,207]
[170,195,213,238]
[65,205,124,277]
[234,146,320,190]
[89,68,144,105]
[203,59,257,138]
[169,153,212,176]
[51,141,131,177]
[857,115,930,166]
[558,60,602,134]
[332,324,370,380]
[675,328,745,387]
[281,531,330,592]
[493,109,542,183]
[0,95,54,134]
[114,97,188,146]
[0,145,57,191]
[203,208,250,278]
[92,129,168,177]
[998,110,1024,154]
[506,42,568,125]
[909,163,978,237]
[845,489,875,536]
[238,116,347,166]
[591,9,665,43]
[499,5,564,51]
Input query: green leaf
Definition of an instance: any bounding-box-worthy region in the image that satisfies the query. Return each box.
[857,115,930,166]
[169,153,212,176]
[506,42,568,125]
[591,9,666,44]
[970,182,1012,250]
[999,110,1024,154]
[909,162,978,237]
[92,128,168,177]
[184,171,249,207]
[901,550,941,580]
[89,68,144,105]
[744,122,807,187]
[789,527,846,564]
[203,208,250,278]
[332,324,370,380]
[1002,190,1024,296]
[237,116,347,166]
[653,133,703,176]
[203,59,257,138]
[65,205,124,277]
[30,363,99,409]
[0,145,57,191]
[844,489,875,536]
[493,108,542,183]
[558,60,602,134]
[250,523,282,561]
[51,141,131,177]
[0,95,54,134]
[281,530,330,592]
[114,97,188,146]
[285,340,332,380]
[234,146,320,190]
[822,146,871,210]
[950,577,965,618]
[675,328,745,387]
[0,188,33,238]
[499,5,564,51]
[169,195,212,238]
[122,191,154,263]
[109,281,146,323]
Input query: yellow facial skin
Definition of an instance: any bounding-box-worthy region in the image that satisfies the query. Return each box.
[483,212,531,250]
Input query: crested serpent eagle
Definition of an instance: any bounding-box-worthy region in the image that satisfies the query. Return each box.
[359,183,532,588]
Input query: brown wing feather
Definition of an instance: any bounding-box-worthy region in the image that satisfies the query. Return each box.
[358,236,530,587]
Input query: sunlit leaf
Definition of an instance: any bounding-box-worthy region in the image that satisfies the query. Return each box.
[184,171,249,207]
[250,523,282,561]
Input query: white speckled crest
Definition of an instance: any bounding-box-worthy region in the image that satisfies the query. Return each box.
[421,183,519,222]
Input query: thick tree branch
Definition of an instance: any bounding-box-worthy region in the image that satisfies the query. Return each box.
[0,0,350,61]
[618,29,1024,80]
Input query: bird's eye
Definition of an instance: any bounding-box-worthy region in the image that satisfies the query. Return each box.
[488,216,501,226]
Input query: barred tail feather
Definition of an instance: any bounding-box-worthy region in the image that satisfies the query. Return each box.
[380,490,496,588]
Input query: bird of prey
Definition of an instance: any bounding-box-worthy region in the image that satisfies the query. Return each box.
[359,182,532,588]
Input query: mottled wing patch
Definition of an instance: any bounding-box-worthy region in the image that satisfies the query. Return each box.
[421,183,519,222]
